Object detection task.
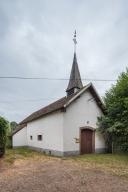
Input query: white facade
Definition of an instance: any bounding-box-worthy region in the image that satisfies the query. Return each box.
[13,112,64,155]
[63,90,106,153]
[13,126,27,147]
[26,112,63,153]
[13,89,106,156]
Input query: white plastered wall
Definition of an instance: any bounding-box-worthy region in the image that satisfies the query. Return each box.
[63,90,106,152]
[26,111,63,152]
[13,126,27,147]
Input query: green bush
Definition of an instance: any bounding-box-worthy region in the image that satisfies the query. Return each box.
[0,116,9,157]
[98,68,128,152]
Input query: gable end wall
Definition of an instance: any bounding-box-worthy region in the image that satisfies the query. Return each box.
[13,126,27,147]
[63,90,106,154]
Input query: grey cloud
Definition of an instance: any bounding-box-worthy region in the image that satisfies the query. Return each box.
[0,0,128,122]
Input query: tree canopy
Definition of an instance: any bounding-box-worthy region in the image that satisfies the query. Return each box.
[98,69,128,147]
[10,121,18,132]
[0,116,9,157]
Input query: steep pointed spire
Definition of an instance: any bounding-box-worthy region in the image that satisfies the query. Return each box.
[66,31,83,96]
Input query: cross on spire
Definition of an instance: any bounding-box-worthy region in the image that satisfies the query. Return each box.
[73,30,77,53]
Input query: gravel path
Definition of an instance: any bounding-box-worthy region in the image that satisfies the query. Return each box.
[0,158,128,192]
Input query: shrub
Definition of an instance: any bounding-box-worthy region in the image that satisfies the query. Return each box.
[0,117,9,157]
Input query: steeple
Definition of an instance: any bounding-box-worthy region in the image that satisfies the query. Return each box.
[66,31,83,96]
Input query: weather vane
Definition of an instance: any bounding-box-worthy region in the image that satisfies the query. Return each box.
[73,30,77,53]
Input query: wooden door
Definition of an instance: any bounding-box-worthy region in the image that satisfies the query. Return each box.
[81,129,93,154]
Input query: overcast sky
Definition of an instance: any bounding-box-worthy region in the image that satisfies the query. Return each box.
[0,0,128,123]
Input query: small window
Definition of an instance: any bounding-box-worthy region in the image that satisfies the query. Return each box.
[38,135,42,141]
[30,135,33,140]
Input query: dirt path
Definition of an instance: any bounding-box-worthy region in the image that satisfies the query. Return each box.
[0,158,128,192]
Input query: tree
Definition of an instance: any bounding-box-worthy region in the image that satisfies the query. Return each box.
[10,121,18,132]
[98,68,128,151]
[0,116,9,157]
[6,121,17,148]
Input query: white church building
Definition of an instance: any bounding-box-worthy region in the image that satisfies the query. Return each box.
[12,34,106,156]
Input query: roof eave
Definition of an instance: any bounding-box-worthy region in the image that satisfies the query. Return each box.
[64,83,105,113]
[12,123,27,136]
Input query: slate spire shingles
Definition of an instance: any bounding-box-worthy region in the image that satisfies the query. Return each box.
[66,52,83,96]
[66,31,83,96]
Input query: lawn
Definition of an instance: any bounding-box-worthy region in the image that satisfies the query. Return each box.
[70,153,128,177]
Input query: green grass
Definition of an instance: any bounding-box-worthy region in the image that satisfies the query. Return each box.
[71,153,128,163]
[3,147,43,164]
[70,154,128,177]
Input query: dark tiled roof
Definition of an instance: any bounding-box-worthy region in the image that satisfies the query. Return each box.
[19,93,77,125]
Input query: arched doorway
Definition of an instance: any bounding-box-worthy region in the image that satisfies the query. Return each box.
[80,127,95,154]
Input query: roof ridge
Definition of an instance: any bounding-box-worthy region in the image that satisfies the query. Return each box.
[19,86,87,125]
[19,96,66,125]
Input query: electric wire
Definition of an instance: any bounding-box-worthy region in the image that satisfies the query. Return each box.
[0,76,116,82]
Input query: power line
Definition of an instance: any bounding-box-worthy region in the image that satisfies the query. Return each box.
[0,76,116,82]
[0,97,59,104]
